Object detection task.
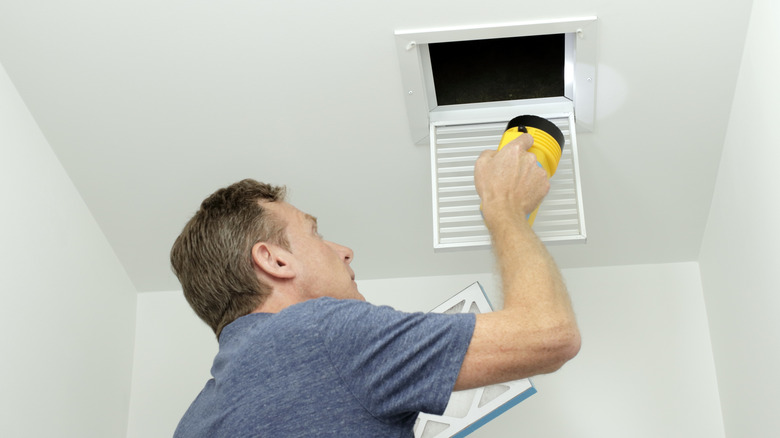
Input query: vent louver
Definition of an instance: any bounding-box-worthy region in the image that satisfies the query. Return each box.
[431,113,586,249]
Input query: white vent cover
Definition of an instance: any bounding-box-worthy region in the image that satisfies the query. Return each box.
[431,112,586,249]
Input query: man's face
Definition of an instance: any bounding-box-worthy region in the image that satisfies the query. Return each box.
[265,201,365,302]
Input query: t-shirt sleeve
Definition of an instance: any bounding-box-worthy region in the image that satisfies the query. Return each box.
[309,298,476,422]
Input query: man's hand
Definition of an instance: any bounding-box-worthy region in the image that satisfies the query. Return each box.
[474,134,550,221]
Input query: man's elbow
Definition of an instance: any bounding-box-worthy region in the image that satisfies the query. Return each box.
[559,325,582,364]
[538,324,581,374]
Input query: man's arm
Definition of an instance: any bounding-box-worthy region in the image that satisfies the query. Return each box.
[453,134,581,391]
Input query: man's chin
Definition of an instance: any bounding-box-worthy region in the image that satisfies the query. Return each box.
[352,286,366,302]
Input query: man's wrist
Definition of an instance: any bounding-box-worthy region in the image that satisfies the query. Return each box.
[481,201,530,230]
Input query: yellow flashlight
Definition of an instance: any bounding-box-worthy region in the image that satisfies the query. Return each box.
[497,115,565,226]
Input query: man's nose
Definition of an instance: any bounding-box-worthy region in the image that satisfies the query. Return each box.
[329,241,354,264]
[342,245,354,264]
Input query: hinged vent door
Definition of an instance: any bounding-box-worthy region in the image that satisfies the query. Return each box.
[431,113,586,249]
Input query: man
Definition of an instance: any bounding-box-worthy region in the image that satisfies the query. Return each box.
[171,134,580,437]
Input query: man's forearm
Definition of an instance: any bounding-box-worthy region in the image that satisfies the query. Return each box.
[484,204,580,370]
[485,207,571,318]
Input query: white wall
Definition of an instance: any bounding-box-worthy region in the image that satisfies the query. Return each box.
[699,0,780,436]
[127,291,217,438]
[0,62,137,437]
[131,263,724,437]
[481,263,723,438]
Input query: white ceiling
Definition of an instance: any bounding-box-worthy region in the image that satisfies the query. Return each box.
[0,0,754,292]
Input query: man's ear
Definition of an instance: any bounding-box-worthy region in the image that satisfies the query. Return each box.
[251,242,296,280]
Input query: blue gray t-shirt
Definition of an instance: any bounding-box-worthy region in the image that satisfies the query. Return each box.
[174,297,476,438]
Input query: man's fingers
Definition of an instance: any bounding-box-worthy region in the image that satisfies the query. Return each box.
[502,133,534,152]
[479,148,497,160]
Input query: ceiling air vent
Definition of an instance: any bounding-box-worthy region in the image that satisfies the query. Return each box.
[431,112,585,248]
[395,17,596,248]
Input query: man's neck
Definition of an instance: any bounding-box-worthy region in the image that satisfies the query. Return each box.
[251,286,305,314]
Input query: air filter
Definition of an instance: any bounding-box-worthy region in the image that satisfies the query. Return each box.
[414,282,537,438]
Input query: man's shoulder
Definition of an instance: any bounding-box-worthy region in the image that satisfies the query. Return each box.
[280,297,397,322]
[222,298,387,340]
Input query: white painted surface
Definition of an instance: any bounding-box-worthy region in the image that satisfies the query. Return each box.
[126,291,217,438]
[0,61,137,437]
[130,263,724,437]
[477,263,724,438]
[699,0,780,435]
[0,0,756,292]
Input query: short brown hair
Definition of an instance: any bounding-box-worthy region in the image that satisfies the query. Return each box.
[170,179,288,338]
